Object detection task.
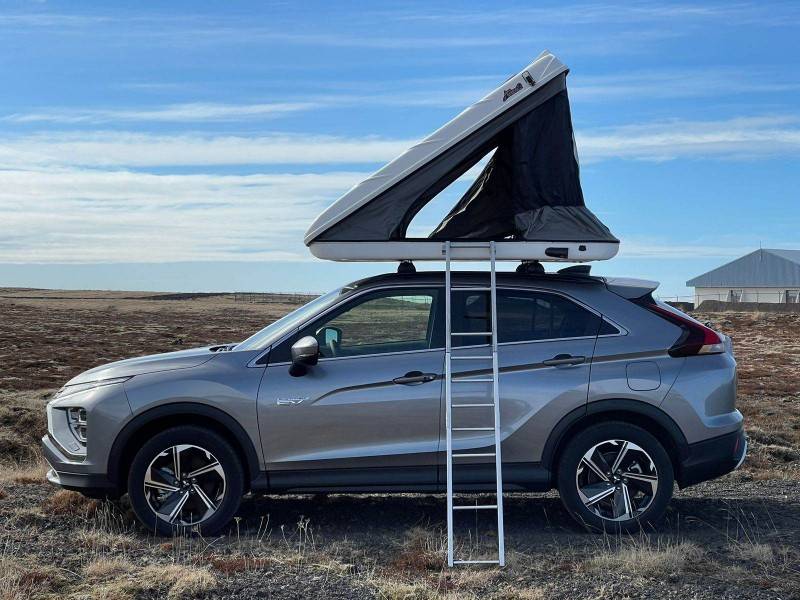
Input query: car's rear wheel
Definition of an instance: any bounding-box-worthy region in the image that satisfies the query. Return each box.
[557,422,674,532]
[127,426,243,536]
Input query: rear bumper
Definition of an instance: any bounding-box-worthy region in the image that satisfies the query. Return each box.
[42,434,118,497]
[678,426,747,488]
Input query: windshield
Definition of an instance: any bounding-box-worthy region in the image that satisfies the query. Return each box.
[235,287,345,351]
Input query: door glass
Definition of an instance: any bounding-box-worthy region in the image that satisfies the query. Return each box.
[303,291,436,358]
[451,289,601,346]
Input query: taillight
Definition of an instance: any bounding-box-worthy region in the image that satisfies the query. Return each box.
[638,301,724,357]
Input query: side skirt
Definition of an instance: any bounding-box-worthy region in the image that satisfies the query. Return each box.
[250,463,552,494]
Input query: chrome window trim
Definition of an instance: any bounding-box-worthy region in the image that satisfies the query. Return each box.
[248,282,627,367]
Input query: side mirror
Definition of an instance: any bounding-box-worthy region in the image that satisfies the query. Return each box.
[289,336,319,376]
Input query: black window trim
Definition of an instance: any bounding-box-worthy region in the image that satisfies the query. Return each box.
[249,283,627,366]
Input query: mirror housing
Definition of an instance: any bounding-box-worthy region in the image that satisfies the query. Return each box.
[289,336,319,376]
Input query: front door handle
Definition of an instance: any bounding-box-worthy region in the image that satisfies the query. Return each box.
[393,371,437,385]
[542,354,586,367]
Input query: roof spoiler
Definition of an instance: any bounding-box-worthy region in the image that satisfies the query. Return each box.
[603,277,659,299]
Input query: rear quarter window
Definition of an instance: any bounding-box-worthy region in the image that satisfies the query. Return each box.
[451,289,604,344]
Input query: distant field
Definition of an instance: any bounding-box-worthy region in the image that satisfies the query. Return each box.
[0,289,798,599]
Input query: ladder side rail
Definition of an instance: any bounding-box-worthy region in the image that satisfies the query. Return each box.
[444,241,455,568]
[489,241,506,566]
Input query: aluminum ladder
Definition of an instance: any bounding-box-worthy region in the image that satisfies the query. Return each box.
[444,240,505,567]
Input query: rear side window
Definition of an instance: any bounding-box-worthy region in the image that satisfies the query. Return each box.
[451,289,602,345]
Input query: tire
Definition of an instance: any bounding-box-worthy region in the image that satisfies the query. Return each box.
[556,421,674,533]
[127,425,244,536]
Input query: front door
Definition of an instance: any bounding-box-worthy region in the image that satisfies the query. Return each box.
[442,287,601,487]
[258,287,444,489]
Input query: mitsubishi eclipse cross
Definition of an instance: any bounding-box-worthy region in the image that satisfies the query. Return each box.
[43,269,746,535]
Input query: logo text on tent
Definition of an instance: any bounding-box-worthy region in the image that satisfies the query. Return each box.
[502,82,523,102]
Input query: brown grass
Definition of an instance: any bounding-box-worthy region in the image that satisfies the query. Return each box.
[0,459,48,485]
[41,489,100,517]
[79,557,216,600]
[77,529,140,552]
[583,540,705,579]
[207,553,273,574]
[0,390,49,462]
[388,527,446,575]
[85,557,136,579]
[0,555,68,600]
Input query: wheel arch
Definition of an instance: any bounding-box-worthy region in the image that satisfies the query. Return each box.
[108,402,261,492]
[542,399,689,483]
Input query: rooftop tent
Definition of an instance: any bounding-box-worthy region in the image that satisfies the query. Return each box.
[305,52,618,262]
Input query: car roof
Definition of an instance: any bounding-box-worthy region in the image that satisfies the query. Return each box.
[345,269,606,291]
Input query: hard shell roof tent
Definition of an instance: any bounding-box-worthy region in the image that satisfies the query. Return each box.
[305,51,618,263]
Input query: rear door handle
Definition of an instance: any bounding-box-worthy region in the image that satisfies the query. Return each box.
[543,354,586,367]
[393,371,437,385]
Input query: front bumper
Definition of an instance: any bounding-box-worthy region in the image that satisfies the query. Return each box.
[42,434,118,497]
[678,426,747,488]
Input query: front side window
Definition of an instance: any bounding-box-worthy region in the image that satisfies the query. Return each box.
[451,289,602,346]
[728,289,743,303]
[786,290,799,304]
[301,289,437,358]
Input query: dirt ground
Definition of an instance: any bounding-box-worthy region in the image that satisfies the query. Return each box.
[0,289,798,599]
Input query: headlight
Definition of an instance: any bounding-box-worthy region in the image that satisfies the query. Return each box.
[67,407,88,443]
[54,376,132,399]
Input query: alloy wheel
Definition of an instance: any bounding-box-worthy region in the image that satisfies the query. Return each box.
[144,444,226,526]
[575,439,658,522]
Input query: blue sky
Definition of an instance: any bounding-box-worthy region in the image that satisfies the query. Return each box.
[1,1,799,298]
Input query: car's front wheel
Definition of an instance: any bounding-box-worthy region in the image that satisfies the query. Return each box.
[127,426,244,536]
[557,422,674,532]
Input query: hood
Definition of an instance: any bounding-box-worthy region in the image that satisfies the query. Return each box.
[65,346,220,386]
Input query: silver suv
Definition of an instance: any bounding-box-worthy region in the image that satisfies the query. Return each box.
[42,270,746,534]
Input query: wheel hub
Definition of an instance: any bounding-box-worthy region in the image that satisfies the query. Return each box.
[575,439,658,523]
[143,444,226,527]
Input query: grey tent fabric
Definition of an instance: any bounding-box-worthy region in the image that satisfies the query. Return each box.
[316,73,616,244]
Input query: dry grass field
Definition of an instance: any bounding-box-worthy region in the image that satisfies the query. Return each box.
[0,288,799,599]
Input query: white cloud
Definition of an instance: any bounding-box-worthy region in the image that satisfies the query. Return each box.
[0,132,414,168]
[570,70,800,101]
[2,115,798,170]
[577,115,800,162]
[387,3,800,27]
[2,102,320,124]
[0,168,366,263]
[2,114,798,264]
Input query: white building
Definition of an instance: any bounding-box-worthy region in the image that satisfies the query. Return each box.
[687,249,800,306]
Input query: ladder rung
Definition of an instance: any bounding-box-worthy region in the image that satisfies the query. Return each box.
[452,427,494,431]
[453,378,494,383]
[451,331,492,336]
[450,355,493,360]
[453,560,501,565]
[453,452,496,458]
[448,241,492,248]
[453,504,497,510]
[452,286,491,292]
[453,403,494,407]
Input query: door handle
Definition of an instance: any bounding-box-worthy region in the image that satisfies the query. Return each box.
[542,354,586,367]
[393,371,437,385]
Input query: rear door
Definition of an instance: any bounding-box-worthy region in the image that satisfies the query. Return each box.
[441,287,603,486]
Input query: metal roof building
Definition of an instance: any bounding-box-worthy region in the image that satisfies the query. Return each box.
[687,249,800,305]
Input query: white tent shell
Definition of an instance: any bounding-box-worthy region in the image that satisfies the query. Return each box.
[305,51,619,262]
